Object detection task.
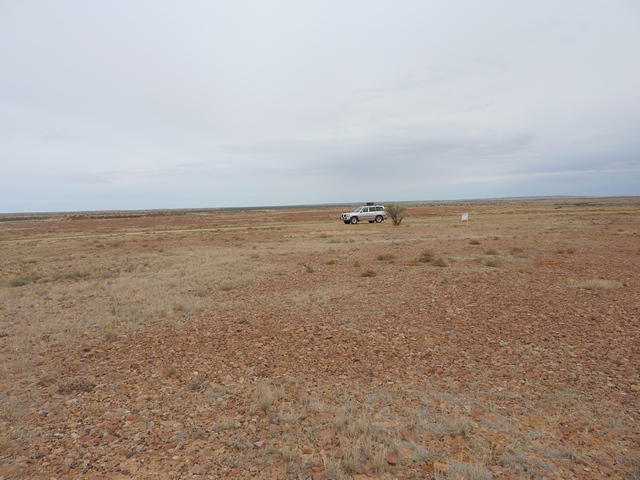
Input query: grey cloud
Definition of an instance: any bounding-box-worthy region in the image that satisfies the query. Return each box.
[1,0,639,212]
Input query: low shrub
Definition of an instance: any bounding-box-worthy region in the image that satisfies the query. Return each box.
[385,204,407,226]
[418,250,435,263]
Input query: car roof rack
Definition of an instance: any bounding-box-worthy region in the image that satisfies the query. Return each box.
[366,202,374,206]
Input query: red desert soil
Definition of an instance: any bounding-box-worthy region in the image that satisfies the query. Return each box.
[0,198,638,479]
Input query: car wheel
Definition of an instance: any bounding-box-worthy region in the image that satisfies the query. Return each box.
[350,216,358,224]
[375,215,383,223]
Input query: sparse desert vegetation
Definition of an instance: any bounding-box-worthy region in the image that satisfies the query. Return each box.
[384,204,407,226]
[0,198,639,479]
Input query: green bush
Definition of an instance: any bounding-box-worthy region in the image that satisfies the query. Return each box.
[385,204,407,226]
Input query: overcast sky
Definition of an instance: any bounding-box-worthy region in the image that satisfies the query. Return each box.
[1,1,639,212]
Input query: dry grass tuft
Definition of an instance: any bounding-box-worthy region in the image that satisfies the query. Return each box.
[432,258,448,267]
[469,239,481,245]
[163,366,177,378]
[103,329,119,342]
[213,417,238,432]
[418,250,435,263]
[58,378,96,394]
[360,270,376,277]
[447,462,493,480]
[188,379,208,393]
[8,274,41,287]
[250,382,285,414]
[324,457,347,480]
[570,279,622,290]
[376,254,395,261]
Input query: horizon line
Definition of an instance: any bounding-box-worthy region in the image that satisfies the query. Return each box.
[2,194,638,217]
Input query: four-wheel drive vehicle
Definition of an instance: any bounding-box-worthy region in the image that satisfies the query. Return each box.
[340,205,387,224]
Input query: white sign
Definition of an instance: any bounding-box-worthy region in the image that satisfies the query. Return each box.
[461,212,469,222]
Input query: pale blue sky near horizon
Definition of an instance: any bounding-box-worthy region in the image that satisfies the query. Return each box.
[1,0,639,213]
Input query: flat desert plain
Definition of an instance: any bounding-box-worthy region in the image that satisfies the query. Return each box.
[1,198,639,480]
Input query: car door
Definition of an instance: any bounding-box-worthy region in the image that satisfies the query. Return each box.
[362,207,373,221]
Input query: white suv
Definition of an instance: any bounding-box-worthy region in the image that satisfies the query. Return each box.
[340,205,387,224]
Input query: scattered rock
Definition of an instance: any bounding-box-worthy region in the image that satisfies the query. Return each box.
[386,451,398,465]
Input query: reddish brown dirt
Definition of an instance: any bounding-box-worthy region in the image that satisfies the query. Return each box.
[1,198,639,479]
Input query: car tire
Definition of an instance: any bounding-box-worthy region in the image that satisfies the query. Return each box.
[343,220,350,224]
[350,216,358,224]
[375,215,383,223]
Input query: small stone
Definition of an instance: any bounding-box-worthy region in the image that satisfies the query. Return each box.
[333,448,344,459]
[386,451,398,465]
[303,446,313,455]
